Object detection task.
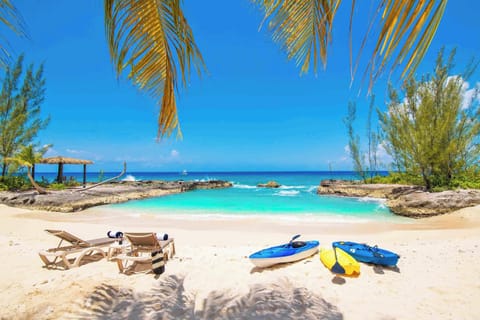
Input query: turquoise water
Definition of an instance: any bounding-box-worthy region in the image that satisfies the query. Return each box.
[36,171,404,221]
[87,171,406,222]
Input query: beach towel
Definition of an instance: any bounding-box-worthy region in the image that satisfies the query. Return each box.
[151,249,165,274]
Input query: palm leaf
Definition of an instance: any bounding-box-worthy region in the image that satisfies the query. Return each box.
[255,0,447,89]
[0,0,27,68]
[254,0,341,74]
[105,0,205,138]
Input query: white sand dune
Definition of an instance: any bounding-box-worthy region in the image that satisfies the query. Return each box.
[0,204,479,319]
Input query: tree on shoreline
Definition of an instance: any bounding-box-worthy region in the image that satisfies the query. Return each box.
[6,144,50,194]
[344,96,380,183]
[378,49,480,190]
[344,101,366,182]
[0,55,50,178]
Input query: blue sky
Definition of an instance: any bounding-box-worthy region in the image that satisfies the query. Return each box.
[6,0,480,172]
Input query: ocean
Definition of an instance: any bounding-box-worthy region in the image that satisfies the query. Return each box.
[36,171,408,222]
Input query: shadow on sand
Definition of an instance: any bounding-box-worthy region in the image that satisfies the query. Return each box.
[71,275,344,319]
[371,264,401,275]
[249,256,316,274]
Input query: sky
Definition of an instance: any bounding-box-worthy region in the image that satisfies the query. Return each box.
[5,0,480,173]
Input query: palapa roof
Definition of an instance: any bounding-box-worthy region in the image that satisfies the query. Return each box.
[38,156,93,165]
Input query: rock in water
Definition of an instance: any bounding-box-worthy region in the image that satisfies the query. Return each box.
[257,181,281,188]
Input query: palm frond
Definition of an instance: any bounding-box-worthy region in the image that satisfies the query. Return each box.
[255,0,447,89]
[0,0,27,68]
[105,0,205,138]
[368,0,448,88]
[254,0,341,74]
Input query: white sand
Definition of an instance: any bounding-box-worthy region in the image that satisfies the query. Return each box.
[0,204,479,319]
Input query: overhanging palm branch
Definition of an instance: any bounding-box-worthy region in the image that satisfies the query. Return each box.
[104,0,205,138]
[254,0,447,90]
[0,0,27,68]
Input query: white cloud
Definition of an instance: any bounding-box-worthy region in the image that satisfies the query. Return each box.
[376,143,393,165]
[44,148,58,157]
[170,149,179,157]
[461,82,479,110]
[447,76,479,110]
[66,148,82,154]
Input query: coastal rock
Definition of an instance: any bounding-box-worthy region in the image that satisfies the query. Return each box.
[317,179,480,218]
[257,181,281,188]
[317,179,418,198]
[387,189,480,218]
[184,180,233,191]
[0,180,232,213]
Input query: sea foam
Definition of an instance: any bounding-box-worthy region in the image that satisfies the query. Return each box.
[233,184,257,189]
[279,185,306,189]
[122,174,137,182]
[274,190,300,196]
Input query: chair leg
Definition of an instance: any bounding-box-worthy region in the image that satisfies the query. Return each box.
[39,252,54,267]
[60,253,73,269]
[71,248,106,268]
[116,259,126,273]
[171,242,176,257]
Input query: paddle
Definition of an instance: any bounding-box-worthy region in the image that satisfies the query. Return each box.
[288,234,301,247]
[331,243,346,274]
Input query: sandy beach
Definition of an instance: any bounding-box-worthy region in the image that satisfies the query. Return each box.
[1,204,479,319]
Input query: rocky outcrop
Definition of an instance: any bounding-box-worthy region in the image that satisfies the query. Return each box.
[387,189,480,218]
[257,181,281,188]
[317,179,480,218]
[0,180,232,212]
[318,179,419,198]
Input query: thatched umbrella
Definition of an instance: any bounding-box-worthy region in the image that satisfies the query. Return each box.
[38,156,93,186]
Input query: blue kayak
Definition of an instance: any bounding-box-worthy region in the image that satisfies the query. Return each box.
[332,241,399,267]
[249,239,319,268]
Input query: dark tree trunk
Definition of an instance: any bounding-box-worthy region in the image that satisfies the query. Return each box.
[56,163,64,183]
[1,162,7,177]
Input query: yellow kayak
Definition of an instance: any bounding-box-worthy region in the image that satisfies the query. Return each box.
[320,247,360,276]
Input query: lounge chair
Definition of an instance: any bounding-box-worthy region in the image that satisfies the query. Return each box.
[39,229,116,269]
[115,232,176,274]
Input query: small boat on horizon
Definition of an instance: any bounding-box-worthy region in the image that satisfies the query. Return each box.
[181,169,188,176]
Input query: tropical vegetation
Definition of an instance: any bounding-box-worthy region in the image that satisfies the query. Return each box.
[379,48,479,190]
[0,55,49,178]
[5,144,50,193]
[344,96,379,183]
[346,48,480,191]
[5,0,474,193]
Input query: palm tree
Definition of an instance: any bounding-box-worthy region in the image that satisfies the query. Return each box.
[6,144,50,194]
[104,0,447,138]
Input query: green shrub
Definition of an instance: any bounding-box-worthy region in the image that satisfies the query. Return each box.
[65,176,80,187]
[37,176,50,187]
[370,172,423,185]
[449,167,480,190]
[0,175,30,191]
[48,183,65,190]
